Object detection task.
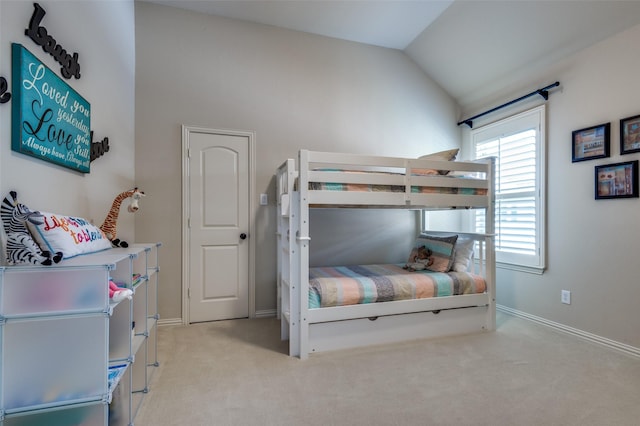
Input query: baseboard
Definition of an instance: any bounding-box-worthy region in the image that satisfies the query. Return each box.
[158,318,183,326]
[497,304,640,359]
[255,309,277,318]
[158,311,276,325]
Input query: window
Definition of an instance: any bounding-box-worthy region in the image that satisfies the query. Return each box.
[471,105,546,273]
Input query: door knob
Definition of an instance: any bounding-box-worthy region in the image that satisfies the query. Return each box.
[240,233,247,240]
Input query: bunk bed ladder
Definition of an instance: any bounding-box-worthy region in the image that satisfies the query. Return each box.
[277,159,299,350]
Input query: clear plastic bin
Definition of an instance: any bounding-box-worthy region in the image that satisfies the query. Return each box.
[108,366,131,426]
[2,401,107,426]
[1,314,108,411]
[108,299,131,363]
[1,268,109,317]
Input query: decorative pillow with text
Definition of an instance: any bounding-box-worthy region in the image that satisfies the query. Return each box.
[27,212,112,259]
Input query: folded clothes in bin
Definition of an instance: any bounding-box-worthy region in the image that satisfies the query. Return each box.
[108,364,128,402]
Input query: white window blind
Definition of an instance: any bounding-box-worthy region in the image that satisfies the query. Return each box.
[471,106,546,273]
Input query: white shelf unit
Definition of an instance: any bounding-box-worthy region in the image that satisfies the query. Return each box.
[0,242,160,426]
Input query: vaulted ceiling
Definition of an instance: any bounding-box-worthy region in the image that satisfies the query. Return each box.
[143,1,640,109]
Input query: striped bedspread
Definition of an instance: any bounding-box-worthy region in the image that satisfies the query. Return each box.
[309,264,486,309]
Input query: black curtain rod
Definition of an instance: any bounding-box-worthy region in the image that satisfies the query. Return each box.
[457,81,560,128]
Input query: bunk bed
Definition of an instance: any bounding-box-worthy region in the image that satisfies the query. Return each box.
[276,149,496,359]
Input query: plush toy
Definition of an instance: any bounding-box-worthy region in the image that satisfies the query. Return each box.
[0,191,63,265]
[100,187,145,248]
[109,280,133,303]
[403,245,434,271]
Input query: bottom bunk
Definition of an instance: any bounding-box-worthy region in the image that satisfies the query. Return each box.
[280,232,496,359]
[309,264,486,308]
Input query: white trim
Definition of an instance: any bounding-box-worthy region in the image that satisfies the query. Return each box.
[497,305,640,358]
[181,125,190,326]
[496,261,544,275]
[181,125,257,326]
[255,309,277,318]
[158,318,183,327]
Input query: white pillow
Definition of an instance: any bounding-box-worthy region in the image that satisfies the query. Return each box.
[415,148,459,175]
[418,148,459,162]
[27,212,112,259]
[452,237,474,272]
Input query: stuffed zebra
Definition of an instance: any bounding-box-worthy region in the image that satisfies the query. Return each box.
[1,191,63,265]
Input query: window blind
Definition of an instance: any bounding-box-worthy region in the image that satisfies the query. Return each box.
[471,105,546,272]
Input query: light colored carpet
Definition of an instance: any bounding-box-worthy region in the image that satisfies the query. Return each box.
[134,312,640,426]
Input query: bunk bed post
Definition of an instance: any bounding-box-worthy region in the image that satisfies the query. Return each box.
[485,157,497,332]
[298,150,312,359]
[288,191,302,357]
[276,163,285,322]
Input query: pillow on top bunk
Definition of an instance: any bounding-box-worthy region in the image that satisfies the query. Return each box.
[418,148,459,161]
[409,233,458,273]
[415,148,459,176]
[451,237,475,272]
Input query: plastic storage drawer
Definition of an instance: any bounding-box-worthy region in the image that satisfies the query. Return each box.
[1,401,107,426]
[1,314,108,411]
[0,267,109,317]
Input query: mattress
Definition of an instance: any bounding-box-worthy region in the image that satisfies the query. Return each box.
[308,170,487,195]
[309,181,487,195]
[308,264,486,309]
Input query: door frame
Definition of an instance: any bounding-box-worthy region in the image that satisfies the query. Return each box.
[181,125,256,325]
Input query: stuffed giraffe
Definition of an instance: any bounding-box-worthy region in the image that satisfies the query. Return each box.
[100,187,145,248]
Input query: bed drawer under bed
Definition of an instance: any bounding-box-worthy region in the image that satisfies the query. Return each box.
[308,305,491,354]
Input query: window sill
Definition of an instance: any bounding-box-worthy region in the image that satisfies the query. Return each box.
[496,261,545,275]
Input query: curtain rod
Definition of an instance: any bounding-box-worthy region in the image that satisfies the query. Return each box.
[457,81,560,128]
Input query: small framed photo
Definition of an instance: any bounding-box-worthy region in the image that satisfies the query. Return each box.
[620,114,640,154]
[572,122,610,163]
[595,160,639,200]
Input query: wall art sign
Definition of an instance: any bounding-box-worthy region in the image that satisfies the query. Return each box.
[1,77,11,103]
[90,131,110,162]
[25,2,81,79]
[571,122,610,163]
[12,43,91,173]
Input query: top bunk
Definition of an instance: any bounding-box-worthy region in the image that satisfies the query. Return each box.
[277,149,495,210]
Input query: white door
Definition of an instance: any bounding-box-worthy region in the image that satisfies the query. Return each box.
[183,127,253,323]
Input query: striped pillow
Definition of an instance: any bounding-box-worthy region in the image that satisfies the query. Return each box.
[411,234,458,272]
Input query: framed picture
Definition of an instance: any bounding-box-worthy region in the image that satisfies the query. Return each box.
[595,160,638,200]
[572,122,610,163]
[620,114,640,155]
[11,44,91,173]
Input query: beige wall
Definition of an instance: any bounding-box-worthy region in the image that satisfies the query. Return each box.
[0,2,137,245]
[134,2,461,320]
[462,24,640,349]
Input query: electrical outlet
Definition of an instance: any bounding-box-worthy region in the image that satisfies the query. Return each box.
[561,290,571,305]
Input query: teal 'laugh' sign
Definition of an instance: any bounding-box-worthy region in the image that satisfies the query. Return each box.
[11,43,91,173]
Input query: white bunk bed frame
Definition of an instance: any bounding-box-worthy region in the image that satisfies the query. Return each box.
[277,150,496,359]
